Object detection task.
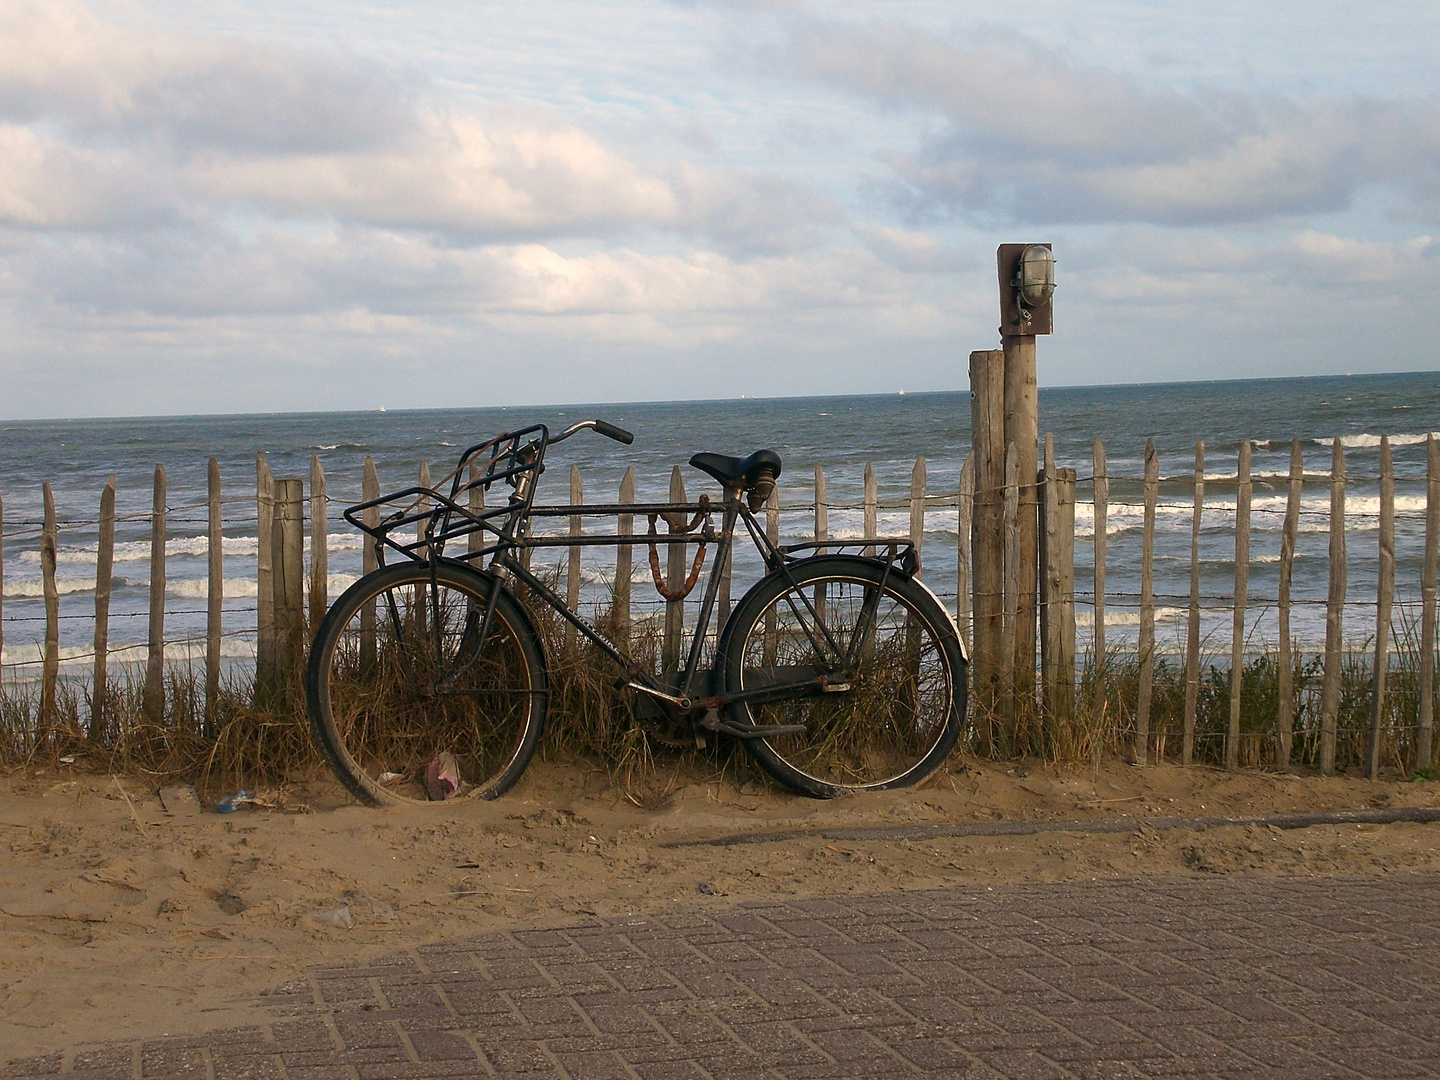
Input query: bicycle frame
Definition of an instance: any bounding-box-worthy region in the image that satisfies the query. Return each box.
[342,423,919,723]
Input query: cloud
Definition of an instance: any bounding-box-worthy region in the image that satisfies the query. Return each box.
[787,21,1440,227]
[0,1,833,254]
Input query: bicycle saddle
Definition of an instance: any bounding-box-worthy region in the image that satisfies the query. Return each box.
[688,449,783,489]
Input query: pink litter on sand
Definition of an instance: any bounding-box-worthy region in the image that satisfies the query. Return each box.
[424,752,460,801]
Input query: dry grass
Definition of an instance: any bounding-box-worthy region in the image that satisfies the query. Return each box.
[3,571,1436,793]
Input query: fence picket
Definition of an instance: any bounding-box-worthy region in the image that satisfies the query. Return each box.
[309,455,327,632]
[1276,440,1302,770]
[664,466,686,671]
[1136,440,1158,765]
[1367,436,1395,779]
[617,468,635,640]
[909,457,926,578]
[144,465,167,722]
[206,461,221,736]
[256,453,274,690]
[1092,438,1107,734]
[93,475,117,742]
[957,451,974,650]
[1320,439,1347,775]
[1183,441,1204,767]
[40,483,59,738]
[567,466,582,652]
[1001,443,1019,712]
[1419,435,1439,773]
[1227,439,1252,770]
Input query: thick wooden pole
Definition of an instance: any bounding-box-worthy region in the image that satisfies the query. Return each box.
[616,467,635,641]
[206,461,222,735]
[970,349,1005,732]
[1367,436,1395,779]
[664,466,687,672]
[957,452,975,651]
[1320,439,1347,775]
[1136,440,1158,765]
[1182,440,1204,767]
[1276,440,1302,770]
[909,457,926,578]
[1001,442,1020,718]
[1418,435,1439,773]
[309,454,327,633]
[272,478,305,687]
[144,465,167,722]
[863,461,878,557]
[91,475,116,742]
[566,465,582,652]
[1003,335,1039,712]
[255,453,274,692]
[1092,437,1108,729]
[360,457,380,669]
[40,483,59,739]
[1227,439,1252,770]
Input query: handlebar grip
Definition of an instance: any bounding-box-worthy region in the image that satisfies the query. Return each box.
[593,420,635,445]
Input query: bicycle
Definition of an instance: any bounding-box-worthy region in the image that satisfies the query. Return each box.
[304,419,968,802]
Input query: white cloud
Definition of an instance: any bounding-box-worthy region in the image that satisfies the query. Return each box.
[788,21,1440,227]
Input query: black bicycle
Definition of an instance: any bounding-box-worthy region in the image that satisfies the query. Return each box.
[305,420,967,802]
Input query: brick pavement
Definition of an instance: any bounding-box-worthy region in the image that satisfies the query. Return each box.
[8,874,1440,1079]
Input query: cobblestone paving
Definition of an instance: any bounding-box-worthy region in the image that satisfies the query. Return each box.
[9,874,1440,1079]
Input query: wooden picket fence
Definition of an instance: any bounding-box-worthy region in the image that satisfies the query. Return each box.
[2,434,1437,774]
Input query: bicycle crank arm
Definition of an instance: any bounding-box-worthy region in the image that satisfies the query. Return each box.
[698,709,807,739]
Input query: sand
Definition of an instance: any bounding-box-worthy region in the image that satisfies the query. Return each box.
[3,757,1440,1058]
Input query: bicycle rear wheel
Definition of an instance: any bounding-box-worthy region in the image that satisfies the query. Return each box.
[306,561,547,805]
[720,555,965,798]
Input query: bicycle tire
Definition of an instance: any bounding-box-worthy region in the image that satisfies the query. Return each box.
[305,561,548,806]
[719,555,966,798]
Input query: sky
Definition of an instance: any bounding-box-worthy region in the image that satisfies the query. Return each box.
[2,0,1439,419]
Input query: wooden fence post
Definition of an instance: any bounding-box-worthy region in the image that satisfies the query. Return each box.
[863,462,878,557]
[91,475,116,742]
[256,453,274,692]
[763,482,781,666]
[468,460,485,560]
[1320,439,1347,775]
[206,460,221,736]
[40,483,59,739]
[1041,436,1074,734]
[144,465,167,722]
[1003,338,1039,713]
[1227,439,1252,770]
[664,466,687,672]
[814,465,828,624]
[1367,435,1395,779]
[615,468,635,640]
[1092,437,1108,732]
[1136,439,1158,765]
[309,454,327,632]
[567,466,582,652]
[1419,434,1439,773]
[272,479,305,687]
[970,351,1005,749]
[909,457,926,578]
[1183,440,1204,766]
[0,491,5,680]
[360,457,380,669]
[1001,443,1020,715]
[957,452,975,650]
[1276,440,1302,770]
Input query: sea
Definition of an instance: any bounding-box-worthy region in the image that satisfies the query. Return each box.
[1,371,1437,679]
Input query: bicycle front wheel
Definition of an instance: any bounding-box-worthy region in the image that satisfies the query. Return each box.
[306,562,547,805]
[720,556,965,798]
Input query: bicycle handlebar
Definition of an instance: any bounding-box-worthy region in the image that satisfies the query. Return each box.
[550,419,635,446]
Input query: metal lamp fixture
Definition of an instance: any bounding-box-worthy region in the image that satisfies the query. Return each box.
[1013,244,1055,322]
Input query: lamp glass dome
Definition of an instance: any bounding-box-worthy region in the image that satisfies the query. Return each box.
[1018,245,1055,306]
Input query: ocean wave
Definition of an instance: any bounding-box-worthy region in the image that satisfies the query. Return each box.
[1076,607,1185,628]
[1312,432,1439,450]
[1,637,257,669]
